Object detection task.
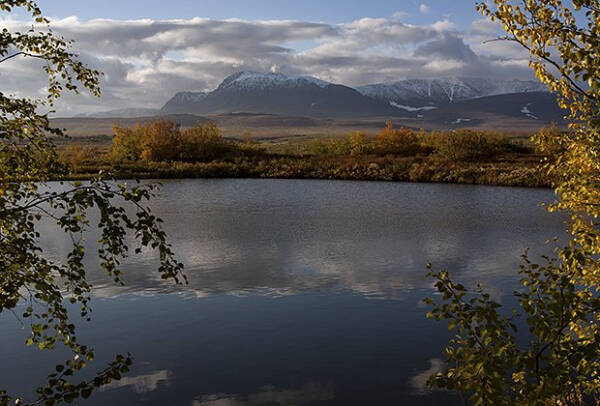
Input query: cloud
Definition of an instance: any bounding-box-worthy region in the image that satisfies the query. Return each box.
[419,4,430,14]
[391,11,408,21]
[0,15,537,115]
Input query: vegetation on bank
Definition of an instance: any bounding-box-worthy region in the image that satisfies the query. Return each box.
[58,119,552,188]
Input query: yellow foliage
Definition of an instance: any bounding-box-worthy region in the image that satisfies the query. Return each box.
[376,121,420,155]
[348,131,368,156]
[59,144,96,169]
[111,125,143,161]
[139,119,181,162]
[110,119,231,163]
[427,1,600,404]
[180,122,228,162]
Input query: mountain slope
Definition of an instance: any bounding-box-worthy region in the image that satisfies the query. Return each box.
[357,77,548,109]
[419,92,565,126]
[161,71,400,118]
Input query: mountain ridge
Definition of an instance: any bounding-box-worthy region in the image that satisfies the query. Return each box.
[160,71,550,118]
[356,77,548,108]
[160,71,400,118]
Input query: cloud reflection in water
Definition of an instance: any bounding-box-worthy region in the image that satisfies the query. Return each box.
[193,382,335,406]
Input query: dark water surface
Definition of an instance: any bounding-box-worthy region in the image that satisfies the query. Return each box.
[1,179,566,405]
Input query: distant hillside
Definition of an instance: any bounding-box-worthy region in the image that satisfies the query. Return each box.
[75,108,160,118]
[52,114,207,137]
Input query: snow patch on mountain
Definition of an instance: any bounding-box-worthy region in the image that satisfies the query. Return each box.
[389,101,438,111]
[521,104,538,119]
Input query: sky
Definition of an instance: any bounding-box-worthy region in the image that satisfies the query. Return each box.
[2,1,534,115]
[34,0,476,26]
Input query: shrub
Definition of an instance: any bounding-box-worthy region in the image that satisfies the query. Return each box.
[139,119,182,162]
[376,122,421,155]
[111,120,182,162]
[59,144,97,169]
[348,131,369,156]
[180,121,229,162]
[309,138,351,156]
[111,119,233,163]
[423,129,509,162]
[309,139,329,155]
[111,125,143,161]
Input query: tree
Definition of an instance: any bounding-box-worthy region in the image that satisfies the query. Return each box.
[426,1,600,404]
[0,1,184,404]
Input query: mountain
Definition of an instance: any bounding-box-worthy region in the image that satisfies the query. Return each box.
[160,71,400,118]
[75,107,160,118]
[357,77,548,111]
[408,92,566,128]
[154,71,563,125]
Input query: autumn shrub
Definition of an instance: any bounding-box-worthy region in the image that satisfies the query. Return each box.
[348,131,370,156]
[423,129,510,162]
[309,138,351,156]
[111,125,143,161]
[59,144,98,169]
[139,119,182,162]
[376,122,421,155]
[180,121,230,162]
[110,119,238,163]
[111,120,182,162]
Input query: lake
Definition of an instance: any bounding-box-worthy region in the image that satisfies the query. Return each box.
[0,179,566,405]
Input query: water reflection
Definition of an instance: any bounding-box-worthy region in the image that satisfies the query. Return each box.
[102,370,171,394]
[410,359,445,395]
[193,382,335,406]
[37,179,564,301]
[10,179,566,405]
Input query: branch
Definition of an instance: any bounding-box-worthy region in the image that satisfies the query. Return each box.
[0,51,47,64]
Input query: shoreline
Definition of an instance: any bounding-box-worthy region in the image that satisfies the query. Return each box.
[63,158,551,189]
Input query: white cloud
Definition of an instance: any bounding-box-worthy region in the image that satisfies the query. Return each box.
[391,11,408,21]
[419,4,430,14]
[0,15,536,115]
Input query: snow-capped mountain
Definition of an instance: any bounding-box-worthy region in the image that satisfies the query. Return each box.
[357,77,548,110]
[159,71,555,119]
[215,71,330,91]
[161,71,399,117]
